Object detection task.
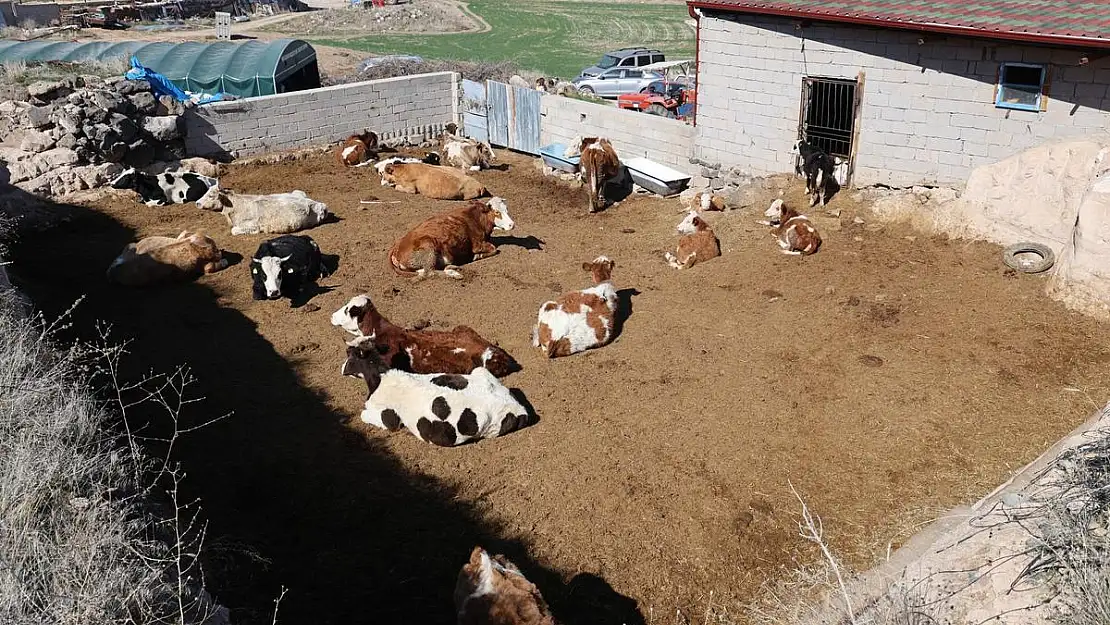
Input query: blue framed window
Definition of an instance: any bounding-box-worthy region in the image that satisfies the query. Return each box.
[995,63,1047,112]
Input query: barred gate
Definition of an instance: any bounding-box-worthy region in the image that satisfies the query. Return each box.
[797,76,861,186]
[460,79,541,154]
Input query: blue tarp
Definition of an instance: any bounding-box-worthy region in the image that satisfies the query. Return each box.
[125,56,225,105]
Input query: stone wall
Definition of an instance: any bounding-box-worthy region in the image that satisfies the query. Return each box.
[694,12,1110,187]
[183,72,459,158]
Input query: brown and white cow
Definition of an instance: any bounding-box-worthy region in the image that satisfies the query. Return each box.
[442,139,496,172]
[532,256,618,358]
[760,199,822,255]
[331,294,518,377]
[107,230,227,287]
[380,162,489,200]
[455,546,556,625]
[336,130,379,167]
[665,210,721,269]
[686,191,727,212]
[389,197,514,279]
[567,137,621,213]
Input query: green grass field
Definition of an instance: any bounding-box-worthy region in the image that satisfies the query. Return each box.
[316,0,695,79]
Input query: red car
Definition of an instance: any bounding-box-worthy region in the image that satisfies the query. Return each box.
[616,79,696,120]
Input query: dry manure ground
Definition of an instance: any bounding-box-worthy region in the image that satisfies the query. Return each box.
[11,150,1110,624]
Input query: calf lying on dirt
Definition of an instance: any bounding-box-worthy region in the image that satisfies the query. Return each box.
[389,197,514,279]
[251,234,331,301]
[342,341,531,447]
[110,167,218,206]
[107,230,227,286]
[373,154,440,175]
[455,546,556,625]
[665,210,721,269]
[532,256,618,358]
[759,199,822,255]
[197,187,330,236]
[686,191,727,212]
[380,162,489,200]
[337,130,379,167]
[331,294,518,377]
[442,138,496,171]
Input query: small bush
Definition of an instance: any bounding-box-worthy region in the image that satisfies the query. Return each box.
[323,57,544,87]
[0,279,228,622]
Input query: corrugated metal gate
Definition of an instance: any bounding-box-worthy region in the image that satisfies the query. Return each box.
[461,79,541,155]
[461,79,488,143]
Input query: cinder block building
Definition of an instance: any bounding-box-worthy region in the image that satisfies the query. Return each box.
[685,0,1110,187]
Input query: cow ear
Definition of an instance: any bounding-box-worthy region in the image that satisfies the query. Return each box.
[581,262,592,271]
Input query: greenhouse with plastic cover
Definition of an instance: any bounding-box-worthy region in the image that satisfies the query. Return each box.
[0,38,319,98]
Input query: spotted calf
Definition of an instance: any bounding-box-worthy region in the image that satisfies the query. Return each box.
[455,546,556,625]
[665,210,721,269]
[760,199,822,255]
[532,256,618,358]
[341,342,532,447]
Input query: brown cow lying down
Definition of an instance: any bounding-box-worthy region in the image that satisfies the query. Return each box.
[107,230,227,287]
[389,197,514,279]
[336,130,378,167]
[455,546,556,625]
[380,162,488,200]
[665,210,721,269]
[331,294,519,377]
[759,199,822,255]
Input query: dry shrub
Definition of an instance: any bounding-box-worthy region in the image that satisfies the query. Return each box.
[323,57,542,87]
[0,262,231,624]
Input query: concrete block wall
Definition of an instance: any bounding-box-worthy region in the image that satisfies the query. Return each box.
[695,13,1110,186]
[540,95,695,172]
[183,72,458,158]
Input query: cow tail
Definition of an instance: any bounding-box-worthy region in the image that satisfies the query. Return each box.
[589,168,598,210]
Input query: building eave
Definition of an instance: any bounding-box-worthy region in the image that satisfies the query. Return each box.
[686,1,1110,50]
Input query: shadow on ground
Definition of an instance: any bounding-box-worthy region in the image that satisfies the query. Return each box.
[4,185,643,625]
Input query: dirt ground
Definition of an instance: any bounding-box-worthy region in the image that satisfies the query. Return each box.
[11,151,1110,624]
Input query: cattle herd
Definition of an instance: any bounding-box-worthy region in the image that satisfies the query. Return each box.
[101,127,834,623]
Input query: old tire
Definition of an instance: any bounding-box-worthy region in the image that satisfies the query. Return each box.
[646,104,676,118]
[1002,242,1056,274]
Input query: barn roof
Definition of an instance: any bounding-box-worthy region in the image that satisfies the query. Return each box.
[686,0,1110,49]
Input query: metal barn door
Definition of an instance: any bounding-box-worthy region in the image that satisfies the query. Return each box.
[797,76,861,187]
[461,79,489,143]
[485,80,542,155]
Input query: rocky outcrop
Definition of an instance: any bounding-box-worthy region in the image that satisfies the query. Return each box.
[0,75,198,198]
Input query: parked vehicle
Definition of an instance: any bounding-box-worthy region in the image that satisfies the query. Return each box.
[573,67,662,98]
[616,60,697,120]
[578,47,666,79]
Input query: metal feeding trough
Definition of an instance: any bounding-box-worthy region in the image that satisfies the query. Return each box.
[539,143,580,173]
[622,157,691,197]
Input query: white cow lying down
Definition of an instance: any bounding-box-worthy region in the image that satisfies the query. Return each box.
[341,340,533,447]
[196,187,330,236]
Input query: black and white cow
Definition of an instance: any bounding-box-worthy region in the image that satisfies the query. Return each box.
[250,234,330,301]
[341,341,532,447]
[792,139,837,207]
[110,168,218,206]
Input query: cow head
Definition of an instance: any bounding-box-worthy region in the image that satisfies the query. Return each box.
[479,142,495,164]
[764,199,785,224]
[454,546,555,625]
[379,163,399,187]
[677,210,706,234]
[196,186,231,211]
[109,167,139,190]
[330,294,382,337]
[251,252,293,300]
[485,197,514,231]
[341,339,388,396]
[582,255,615,284]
